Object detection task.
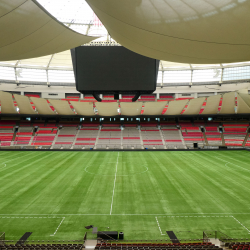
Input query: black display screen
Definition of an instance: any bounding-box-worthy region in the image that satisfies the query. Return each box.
[71,46,159,94]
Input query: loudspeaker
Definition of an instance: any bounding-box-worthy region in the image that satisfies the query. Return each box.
[194,143,198,149]
[114,93,119,100]
[119,232,124,240]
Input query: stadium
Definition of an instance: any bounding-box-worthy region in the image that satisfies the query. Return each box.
[1,0,250,249]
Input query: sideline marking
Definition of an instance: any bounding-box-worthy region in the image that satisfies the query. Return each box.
[50,217,65,236]
[231,215,250,234]
[110,152,119,215]
[155,217,165,235]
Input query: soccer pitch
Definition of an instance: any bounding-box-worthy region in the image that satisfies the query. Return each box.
[0,150,250,241]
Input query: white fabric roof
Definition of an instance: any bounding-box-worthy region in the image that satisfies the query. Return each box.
[202,95,221,115]
[87,0,250,64]
[71,102,95,116]
[95,102,119,116]
[0,91,249,116]
[220,92,235,114]
[0,0,97,61]
[30,97,55,115]
[143,102,168,116]
[120,103,143,116]
[237,93,250,114]
[183,97,206,115]
[1,0,250,85]
[164,100,188,115]
[14,94,36,115]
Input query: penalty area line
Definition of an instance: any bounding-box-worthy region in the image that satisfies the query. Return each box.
[231,215,250,234]
[50,217,65,236]
[155,217,165,236]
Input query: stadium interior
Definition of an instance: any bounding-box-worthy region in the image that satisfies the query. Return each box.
[1,0,250,249]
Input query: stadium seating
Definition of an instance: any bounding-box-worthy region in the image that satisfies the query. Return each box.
[141,122,164,149]
[54,125,78,149]
[73,123,99,149]
[122,123,142,149]
[180,122,205,148]
[1,120,250,150]
[223,123,249,147]
[0,121,15,147]
[13,122,33,146]
[0,243,84,249]
[31,124,57,147]
[95,242,220,250]
[96,123,121,149]
[228,242,250,250]
[161,122,185,149]
[204,123,222,146]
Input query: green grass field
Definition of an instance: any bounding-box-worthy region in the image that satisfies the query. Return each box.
[1,150,250,241]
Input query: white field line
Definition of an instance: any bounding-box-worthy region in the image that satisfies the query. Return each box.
[50,217,65,236]
[214,155,250,173]
[231,215,250,234]
[110,152,119,215]
[155,217,165,235]
[2,213,250,216]
[0,163,7,170]
[0,216,65,236]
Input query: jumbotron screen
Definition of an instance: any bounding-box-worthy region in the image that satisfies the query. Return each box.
[71,46,159,94]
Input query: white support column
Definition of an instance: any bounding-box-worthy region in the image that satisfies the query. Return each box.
[14,60,20,84]
[220,64,224,84]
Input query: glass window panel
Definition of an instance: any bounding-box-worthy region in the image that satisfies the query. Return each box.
[223,66,250,81]
[17,68,47,82]
[0,66,15,80]
[193,69,221,82]
[163,70,191,83]
[157,71,162,84]
[48,70,75,83]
